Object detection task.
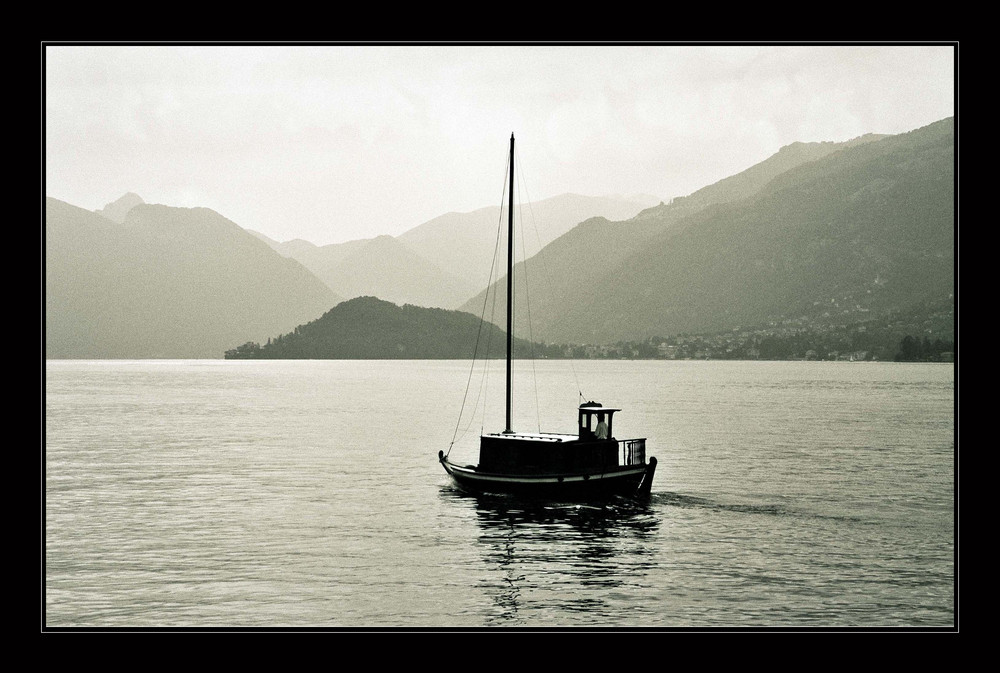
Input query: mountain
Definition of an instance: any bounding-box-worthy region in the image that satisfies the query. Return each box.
[398,192,660,291]
[251,231,477,308]
[46,198,341,358]
[253,192,657,310]
[632,133,887,223]
[320,235,478,308]
[461,118,954,344]
[458,132,891,336]
[249,230,371,268]
[247,233,331,261]
[95,192,145,223]
[225,295,540,359]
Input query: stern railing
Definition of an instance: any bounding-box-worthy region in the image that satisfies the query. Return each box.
[618,438,646,466]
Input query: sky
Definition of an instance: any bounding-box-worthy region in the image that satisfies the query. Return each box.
[44,43,955,246]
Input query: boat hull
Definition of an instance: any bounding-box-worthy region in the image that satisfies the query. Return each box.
[440,452,656,500]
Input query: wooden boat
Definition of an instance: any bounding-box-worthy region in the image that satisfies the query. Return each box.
[439,134,656,500]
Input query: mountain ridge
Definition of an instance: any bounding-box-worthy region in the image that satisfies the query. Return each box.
[225,295,540,359]
[46,198,340,358]
[460,118,953,344]
[95,192,145,223]
[252,192,658,309]
[47,119,953,357]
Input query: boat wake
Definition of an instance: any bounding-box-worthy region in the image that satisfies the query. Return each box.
[652,492,865,523]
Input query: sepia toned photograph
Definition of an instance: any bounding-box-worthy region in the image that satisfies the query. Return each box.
[43,42,957,630]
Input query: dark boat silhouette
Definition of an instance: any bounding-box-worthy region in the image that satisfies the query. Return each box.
[439,134,656,499]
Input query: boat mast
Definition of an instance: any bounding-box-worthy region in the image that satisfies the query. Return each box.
[505,133,514,434]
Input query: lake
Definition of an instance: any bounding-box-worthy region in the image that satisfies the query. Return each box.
[44,359,955,628]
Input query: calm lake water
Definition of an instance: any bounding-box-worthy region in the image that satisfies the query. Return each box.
[44,359,955,628]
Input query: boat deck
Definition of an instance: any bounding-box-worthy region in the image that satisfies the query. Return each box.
[482,431,578,442]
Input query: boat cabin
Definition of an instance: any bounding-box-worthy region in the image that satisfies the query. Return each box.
[476,401,628,475]
[578,401,619,441]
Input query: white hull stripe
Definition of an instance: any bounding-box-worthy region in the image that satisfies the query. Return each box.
[443,463,646,484]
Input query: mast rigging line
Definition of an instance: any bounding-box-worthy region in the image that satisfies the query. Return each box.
[447,150,511,457]
[449,135,591,455]
[513,145,587,404]
[515,159,541,434]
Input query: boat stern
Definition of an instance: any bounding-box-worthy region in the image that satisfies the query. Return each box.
[636,456,657,498]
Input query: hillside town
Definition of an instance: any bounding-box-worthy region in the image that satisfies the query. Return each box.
[539,297,955,362]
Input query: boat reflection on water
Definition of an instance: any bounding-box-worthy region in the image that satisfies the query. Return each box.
[441,488,661,626]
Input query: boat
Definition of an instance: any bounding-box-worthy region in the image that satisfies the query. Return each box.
[438,134,656,500]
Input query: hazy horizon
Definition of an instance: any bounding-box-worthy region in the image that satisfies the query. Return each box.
[44,43,955,246]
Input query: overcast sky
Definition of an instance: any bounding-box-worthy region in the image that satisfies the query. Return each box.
[45,44,955,245]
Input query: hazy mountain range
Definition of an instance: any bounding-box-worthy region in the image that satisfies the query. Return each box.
[45,198,340,358]
[44,117,954,358]
[460,118,954,344]
[249,232,476,309]
[249,192,659,309]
